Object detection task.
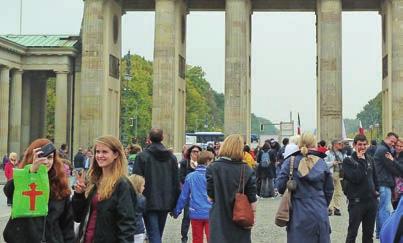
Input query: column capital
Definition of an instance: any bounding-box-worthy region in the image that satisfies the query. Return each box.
[54,70,70,75]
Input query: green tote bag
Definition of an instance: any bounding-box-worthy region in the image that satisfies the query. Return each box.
[11,164,50,219]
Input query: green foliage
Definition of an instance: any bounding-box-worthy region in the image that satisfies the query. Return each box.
[356,92,382,130]
[343,118,359,136]
[251,113,278,135]
[46,77,56,140]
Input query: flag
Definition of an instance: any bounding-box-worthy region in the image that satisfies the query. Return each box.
[297,113,301,135]
[358,120,365,135]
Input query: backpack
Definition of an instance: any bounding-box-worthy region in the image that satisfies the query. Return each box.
[260,151,270,168]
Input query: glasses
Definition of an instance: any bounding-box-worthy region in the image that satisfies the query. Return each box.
[191,150,200,153]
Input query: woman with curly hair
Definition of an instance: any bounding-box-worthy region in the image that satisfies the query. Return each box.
[72,135,137,243]
[3,138,74,243]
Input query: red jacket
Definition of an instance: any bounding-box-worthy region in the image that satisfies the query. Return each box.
[4,162,14,181]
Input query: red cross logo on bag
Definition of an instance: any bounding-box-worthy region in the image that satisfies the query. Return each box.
[22,183,43,211]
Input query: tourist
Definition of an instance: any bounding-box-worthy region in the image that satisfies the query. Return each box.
[4,152,18,206]
[73,147,86,170]
[58,143,69,159]
[380,197,403,243]
[243,144,256,168]
[342,134,379,243]
[3,139,74,242]
[374,132,399,236]
[133,128,180,243]
[72,135,137,242]
[179,144,202,243]
[206,134,257,243]
[128,174,147,243]
[367,139,378,158]
[173,151,214,243]
[317,140,328,154]
[384,138,403,209]
[127,144,142,175]
[325,139,346,216]
[276,132,334,243]
[256,142,275,197]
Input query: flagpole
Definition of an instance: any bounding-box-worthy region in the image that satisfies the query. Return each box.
[19,0,23,34]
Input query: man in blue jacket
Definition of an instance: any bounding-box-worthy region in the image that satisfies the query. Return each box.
[374,132,399,237]
[173,151,214,243]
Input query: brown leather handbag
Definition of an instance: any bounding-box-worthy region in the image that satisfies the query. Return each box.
[275,156,295,227]
[233,165,254,228]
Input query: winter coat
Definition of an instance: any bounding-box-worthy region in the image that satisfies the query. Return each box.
[374,141,396,187]
[133,142,180,211]
[179,159,195,184]
[206,158,257,243]
[73,152,86,169]
[256,149,276,179]
[342,152,379,201]
[134,194,146,235]
[3,180,75,243]
[72,177,137,243]
[276,154,334,243]
[4,162,14,181]
[325,149,346,174]
[174,165,212,220]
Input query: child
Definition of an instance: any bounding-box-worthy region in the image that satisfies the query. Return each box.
[173,151,214,243]
[129,174,146,243]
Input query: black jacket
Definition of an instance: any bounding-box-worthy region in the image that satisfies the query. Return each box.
[73,151,86,169]
[343,152,379,201]
[179,159,195,184]
[256,149,276,179]
[3,180,74,243]
[133,142,180,211]
[374,141,396,187]
[72,177,137,243]
[134,194,146,235]
[206,158,257,243]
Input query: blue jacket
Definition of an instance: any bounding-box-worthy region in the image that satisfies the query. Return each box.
[174,165,212,220]
[380,197,403,243]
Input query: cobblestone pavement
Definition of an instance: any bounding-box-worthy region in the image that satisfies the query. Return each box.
[0,191,380,243]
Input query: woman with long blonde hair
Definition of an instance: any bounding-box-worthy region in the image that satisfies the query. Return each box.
[276,132,334,243]
[206,134,257,243]
[72,135,137,243]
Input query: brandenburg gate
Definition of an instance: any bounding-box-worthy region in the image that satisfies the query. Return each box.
[1,0,403,155]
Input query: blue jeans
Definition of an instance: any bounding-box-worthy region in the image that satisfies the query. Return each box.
[144,211,168,243]
[377,186,393,234]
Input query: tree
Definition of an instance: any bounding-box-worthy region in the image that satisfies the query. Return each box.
[356,92,382,130]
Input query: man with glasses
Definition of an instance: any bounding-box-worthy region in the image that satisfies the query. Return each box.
[343,134,379,243]
[374,132,399,237]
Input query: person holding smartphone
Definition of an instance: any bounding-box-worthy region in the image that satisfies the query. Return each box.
[342,134,379,243]
[3,138,74,243]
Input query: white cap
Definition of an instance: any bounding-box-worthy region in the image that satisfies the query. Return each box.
[283,143,299,159]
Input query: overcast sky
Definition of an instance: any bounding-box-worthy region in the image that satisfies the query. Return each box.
[0,0,382,131]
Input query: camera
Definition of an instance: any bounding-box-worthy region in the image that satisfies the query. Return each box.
[39,143,56,158]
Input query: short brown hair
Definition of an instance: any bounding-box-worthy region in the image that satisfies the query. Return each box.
[198,151,214,165]
[218,134,244,161]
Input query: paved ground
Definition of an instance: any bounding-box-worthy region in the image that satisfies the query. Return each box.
[0,177,379,243]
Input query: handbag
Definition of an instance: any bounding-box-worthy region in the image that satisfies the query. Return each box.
[275,156,295,227]
[233,164,254,228]
[11,164,50,219]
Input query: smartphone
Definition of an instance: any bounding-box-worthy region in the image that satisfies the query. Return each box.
[39,143,56,158]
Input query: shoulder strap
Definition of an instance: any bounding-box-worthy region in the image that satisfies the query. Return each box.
[238,165,246,194]
[289,156,295,180]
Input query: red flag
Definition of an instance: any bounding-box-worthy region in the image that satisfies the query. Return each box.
[297,113,301,135]
[358,120,365,135]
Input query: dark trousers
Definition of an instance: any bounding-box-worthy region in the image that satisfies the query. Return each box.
[144,211,168,243]
[181,204,190,241]
[346,199,378,243]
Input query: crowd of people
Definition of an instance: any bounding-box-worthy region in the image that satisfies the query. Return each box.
[1,128,403,243]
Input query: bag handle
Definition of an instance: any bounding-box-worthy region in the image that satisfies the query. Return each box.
[288,156,295,180]
[238,165,246,194]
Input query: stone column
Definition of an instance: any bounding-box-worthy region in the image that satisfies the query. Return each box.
[9,69,23,154]
[30,73,48,141]
[152,0,187,151]
[0,66,10,156]
[21,73,31,151]
[54,71,69,148]
[80,0,122,147]
[316,0,342,142]
[225,0,252,142]
[381,0,403,136]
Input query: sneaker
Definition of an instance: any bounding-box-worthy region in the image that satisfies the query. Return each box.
[334,208,341,216]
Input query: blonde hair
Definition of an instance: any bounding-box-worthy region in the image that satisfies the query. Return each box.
[128,174,145,195]
[8,152,17,161]
[218,134,244,161]
[289,135,301,145]
[86,135,128,200]
[298,132,317,156]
